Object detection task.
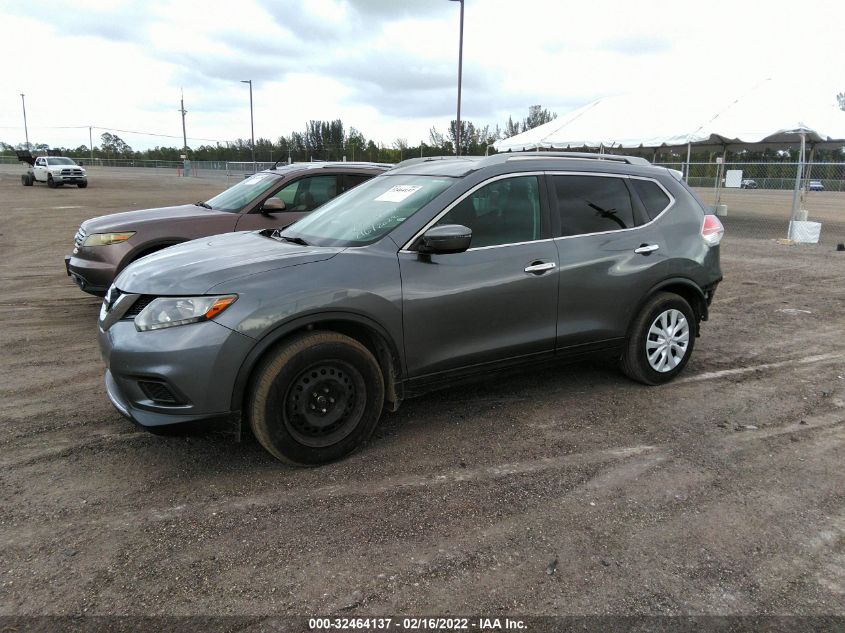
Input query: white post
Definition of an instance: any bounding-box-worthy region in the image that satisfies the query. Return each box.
[789,134,806,222]
[685,141,692,182]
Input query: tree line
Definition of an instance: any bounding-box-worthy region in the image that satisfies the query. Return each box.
[0,105,557,164]
[2,103,843,163]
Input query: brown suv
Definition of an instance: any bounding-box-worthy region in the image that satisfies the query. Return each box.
[65,162,389,295]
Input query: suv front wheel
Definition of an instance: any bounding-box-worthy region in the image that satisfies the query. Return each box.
[248,331,385,465]
[621,292,696,385]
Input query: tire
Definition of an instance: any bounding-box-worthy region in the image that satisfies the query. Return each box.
[248,331,385,465]
[620,292,696,385]
[22,174,33,186]
[78,181,88,189]
[47,174,57,188]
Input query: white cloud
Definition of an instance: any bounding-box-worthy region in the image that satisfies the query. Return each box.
[1,0,843,151]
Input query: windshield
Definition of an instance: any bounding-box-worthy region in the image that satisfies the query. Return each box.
[206,173,280,212]
[46,157,77,166]
[281,175,455,247]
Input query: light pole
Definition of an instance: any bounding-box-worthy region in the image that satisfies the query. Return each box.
[179,89,189,176]
[449,0,464,156]
[241,79,256,171]
[20,93,30,150]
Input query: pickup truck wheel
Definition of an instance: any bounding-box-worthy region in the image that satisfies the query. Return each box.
[248,331,385,465]
[22,174,33,186]
[47,174,57,188]
[620,292,696,385]
[77,181,88,188]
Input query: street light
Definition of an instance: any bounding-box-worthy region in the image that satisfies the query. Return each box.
[20,93,29,150]
[449,0,464,156]
[240,79,256,171]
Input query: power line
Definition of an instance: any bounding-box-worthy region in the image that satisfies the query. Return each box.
[0,124,233,144]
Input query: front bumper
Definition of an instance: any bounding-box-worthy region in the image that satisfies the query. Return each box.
[52,173,87,184]
[65,255,111,295]
[98,317,254,428]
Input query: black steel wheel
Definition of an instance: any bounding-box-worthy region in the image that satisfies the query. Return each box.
[248,331,385,465]
[283,360,365,448]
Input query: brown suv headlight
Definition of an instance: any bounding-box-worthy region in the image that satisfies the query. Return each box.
[83,232,135,246]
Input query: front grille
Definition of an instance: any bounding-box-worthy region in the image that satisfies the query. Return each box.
[61,168,83,176]
[74,227,87,248]
[138,380,182,405]
[122,295,156,318]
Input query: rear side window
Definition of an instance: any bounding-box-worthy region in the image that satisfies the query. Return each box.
[553,175,635,237]
[342,173,370,192]
[631,179,671,220]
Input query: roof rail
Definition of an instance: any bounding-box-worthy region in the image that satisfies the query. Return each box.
[269,160,393,170]
[395,155,477,169]
[505,152,651,166]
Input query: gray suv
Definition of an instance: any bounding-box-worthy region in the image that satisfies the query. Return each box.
[97,153,724,465]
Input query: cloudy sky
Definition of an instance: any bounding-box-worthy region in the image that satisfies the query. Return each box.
[1,0,843,151]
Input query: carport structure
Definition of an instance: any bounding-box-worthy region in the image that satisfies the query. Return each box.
[493,80,845,239]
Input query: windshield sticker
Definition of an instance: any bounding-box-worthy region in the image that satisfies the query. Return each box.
[375,185,422,203]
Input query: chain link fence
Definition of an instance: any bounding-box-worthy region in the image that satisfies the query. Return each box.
[655,162,845,247]
[3,152,842,247]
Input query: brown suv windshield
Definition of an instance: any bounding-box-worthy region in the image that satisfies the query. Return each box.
[206,173,280,212]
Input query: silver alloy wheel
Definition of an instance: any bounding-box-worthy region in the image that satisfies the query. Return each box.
[645,308,690,373]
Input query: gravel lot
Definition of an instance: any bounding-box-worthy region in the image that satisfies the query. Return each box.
[0,165,843,618]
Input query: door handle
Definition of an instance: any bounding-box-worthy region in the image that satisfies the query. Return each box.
[524,261,556,274]
[634,244,659,254]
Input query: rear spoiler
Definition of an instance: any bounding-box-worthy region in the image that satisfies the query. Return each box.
[15,150,35,166]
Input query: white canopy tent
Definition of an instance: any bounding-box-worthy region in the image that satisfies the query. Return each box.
[492,80,845,240]
[493,80,845,153]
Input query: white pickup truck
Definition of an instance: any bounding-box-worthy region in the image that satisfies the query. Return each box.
[19,151,88,188]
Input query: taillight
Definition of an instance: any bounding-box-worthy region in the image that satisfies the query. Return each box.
[701,214,724,246]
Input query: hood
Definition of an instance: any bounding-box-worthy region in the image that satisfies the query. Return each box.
[81,204,226,233]
[114,230,342,295]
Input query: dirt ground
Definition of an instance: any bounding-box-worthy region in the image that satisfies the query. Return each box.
[0,165,844,618]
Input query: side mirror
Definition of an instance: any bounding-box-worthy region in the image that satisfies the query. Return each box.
[262,198,286,214]
[418,224,472,254]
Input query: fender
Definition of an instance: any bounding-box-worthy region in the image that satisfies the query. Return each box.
[229,310,404,413]
[639,276,709,323]
[117,239,186,273]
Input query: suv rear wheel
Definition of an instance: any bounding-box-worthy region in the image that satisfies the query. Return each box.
[248,331,385,465]
[621,292,696,385]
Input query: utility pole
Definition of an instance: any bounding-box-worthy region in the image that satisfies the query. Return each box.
[89,126,94,164]
[20,94,29,150]
[450,0,465,156]
[241,79,255,172]
[179,89,189,176]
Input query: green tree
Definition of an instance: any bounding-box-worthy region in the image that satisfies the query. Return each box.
[504,115,521,138]
[522,105,556,132]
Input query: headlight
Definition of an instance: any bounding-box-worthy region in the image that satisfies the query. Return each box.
[83,232,135,246]
[134,295,238,331]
